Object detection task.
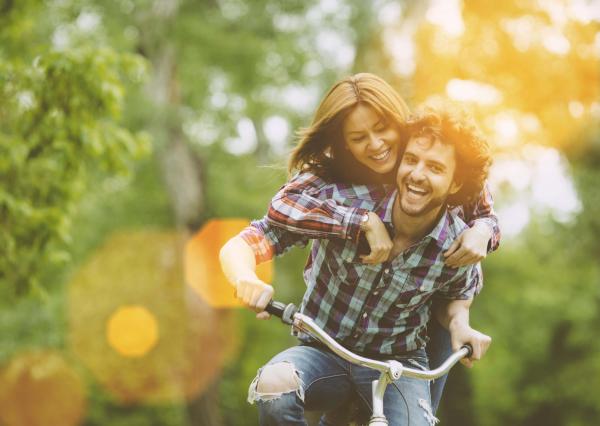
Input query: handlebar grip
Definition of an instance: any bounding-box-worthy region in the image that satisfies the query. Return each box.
[265,300,298,325]
[461,344,473,358]
[265,301,287,318]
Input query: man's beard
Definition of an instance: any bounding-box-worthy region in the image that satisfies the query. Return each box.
[399,193,447,217]
[398,179,450,217]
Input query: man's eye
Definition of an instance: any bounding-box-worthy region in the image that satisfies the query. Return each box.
[404,157,417,164]
[375,123,387,131]
[430,165,443,173]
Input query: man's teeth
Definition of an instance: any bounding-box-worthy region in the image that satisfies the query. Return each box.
[407,184,427,194]
[371,149,390,160]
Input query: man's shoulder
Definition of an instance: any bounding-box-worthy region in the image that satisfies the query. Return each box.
[442,209,470,241]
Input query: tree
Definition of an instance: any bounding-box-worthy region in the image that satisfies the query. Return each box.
[0,2,150,296]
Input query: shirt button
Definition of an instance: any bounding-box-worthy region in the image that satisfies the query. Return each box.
[354,334,359,339]
[384,268,390,274]
[373,291,379,296]
[362,312,368,318]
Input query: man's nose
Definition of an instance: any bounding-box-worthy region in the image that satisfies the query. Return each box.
[409,163,426,181]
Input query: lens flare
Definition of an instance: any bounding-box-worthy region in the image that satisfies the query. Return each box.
[0,351,86,426]
[68,230,240,404]
[185,218,273,308]
[106,305,159,358]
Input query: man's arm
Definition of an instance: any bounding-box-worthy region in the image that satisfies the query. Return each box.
[433,299,492,368]
[219,235,274,316]
[445,183,501,267]
[220,220,308,317]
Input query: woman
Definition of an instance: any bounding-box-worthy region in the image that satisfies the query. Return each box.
[221,73,499,421]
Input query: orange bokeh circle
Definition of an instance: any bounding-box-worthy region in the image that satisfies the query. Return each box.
[0,350,86,426]
[185,218,273,308]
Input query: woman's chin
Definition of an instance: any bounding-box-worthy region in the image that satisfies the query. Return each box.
[369,161,395,175]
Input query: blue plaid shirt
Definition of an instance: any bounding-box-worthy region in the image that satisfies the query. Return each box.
[245,179,482,356]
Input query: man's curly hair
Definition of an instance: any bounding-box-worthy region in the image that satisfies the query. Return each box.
[403,98,492,207]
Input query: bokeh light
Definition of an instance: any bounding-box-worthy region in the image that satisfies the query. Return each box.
[106,305,159,358]
[185,218,273,308]
[68,230,239,404]
[0,351,86,426]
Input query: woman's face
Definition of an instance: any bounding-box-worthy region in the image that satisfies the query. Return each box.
[341,104,401,175]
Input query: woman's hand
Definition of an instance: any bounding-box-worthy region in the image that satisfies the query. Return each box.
[444,222,492,267]
[360,212,393,264]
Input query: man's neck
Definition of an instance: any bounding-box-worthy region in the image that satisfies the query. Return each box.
[391,196,444,246]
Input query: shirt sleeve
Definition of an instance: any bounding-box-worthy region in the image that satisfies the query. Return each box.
[267,172,369,243]
[238,217,310,265]
[434,264,482,300]
[459,182,501,253]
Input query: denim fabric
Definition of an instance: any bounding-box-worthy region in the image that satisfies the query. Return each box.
[425,318,453,414]
[252,345,434,426]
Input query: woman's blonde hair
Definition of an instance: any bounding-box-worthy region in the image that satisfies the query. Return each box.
[288,73,411,183]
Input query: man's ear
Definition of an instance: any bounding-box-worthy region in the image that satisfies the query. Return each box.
[449,179,462,195]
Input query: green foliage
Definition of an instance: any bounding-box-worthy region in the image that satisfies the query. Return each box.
[0,47,150,295]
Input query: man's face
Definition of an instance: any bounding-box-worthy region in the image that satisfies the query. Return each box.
[396,136,461,217]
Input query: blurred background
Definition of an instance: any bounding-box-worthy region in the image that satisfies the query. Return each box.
[1,0,599,425]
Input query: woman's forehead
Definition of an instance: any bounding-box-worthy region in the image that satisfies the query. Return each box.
[342,104,385,132]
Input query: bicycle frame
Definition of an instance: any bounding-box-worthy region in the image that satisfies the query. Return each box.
[267,301,471,426]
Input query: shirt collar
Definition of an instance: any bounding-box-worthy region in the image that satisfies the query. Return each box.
[376,190,468,250]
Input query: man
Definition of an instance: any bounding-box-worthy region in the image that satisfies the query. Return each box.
[220,101,492,425]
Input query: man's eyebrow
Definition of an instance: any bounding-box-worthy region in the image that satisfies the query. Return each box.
[427,160,446,169]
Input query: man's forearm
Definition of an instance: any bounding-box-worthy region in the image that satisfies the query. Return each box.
[219,236,259,287]
[434,298,472,331]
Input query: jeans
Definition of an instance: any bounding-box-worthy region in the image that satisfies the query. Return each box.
[425,317,453,414]
[325,319,452,421]
[250,344,438,426]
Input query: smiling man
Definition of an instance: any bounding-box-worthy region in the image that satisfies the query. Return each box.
[220,100,493,425]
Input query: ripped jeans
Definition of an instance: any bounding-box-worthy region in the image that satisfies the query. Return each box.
[248,344,438,426]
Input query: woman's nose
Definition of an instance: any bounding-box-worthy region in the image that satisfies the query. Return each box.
[368,134,384,150]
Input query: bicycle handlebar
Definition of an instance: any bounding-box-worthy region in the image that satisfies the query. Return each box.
[265,300,472,380]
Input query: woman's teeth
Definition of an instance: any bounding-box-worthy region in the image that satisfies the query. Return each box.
[371,149,390,161]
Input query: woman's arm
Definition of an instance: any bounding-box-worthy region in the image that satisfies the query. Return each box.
[268,172,393,263]
[444,183,501,267]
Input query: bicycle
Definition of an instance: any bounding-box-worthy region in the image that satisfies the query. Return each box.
[265,300,473,426]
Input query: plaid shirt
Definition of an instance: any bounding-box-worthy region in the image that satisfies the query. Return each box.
[240,178,482,355]
[265,172,500,253]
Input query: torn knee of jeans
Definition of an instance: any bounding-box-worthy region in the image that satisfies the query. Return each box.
[418,398,440,426]
[247,361,304,404]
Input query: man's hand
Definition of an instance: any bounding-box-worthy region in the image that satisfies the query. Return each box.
[444,222,492,268]
[360,212,393,264]
[449,320,492,368]
[235,276,274,320]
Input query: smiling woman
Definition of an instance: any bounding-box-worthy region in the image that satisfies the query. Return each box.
[342,104,401,174]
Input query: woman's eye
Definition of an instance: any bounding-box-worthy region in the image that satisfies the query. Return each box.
[352,135,365,142]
